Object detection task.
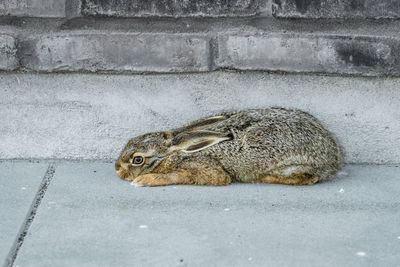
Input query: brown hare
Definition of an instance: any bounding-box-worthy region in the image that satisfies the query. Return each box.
[115,108,342,186]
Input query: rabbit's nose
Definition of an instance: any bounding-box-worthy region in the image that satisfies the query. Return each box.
[115,161,121,171]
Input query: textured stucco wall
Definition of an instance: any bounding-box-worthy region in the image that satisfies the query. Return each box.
[1,72,399,163]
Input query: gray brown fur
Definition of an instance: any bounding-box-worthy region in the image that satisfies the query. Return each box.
[116,107,342,186]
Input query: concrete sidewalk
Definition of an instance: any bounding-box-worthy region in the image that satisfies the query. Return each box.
[1,162,399,267]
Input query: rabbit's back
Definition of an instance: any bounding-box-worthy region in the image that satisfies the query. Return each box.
[202,108,341,182]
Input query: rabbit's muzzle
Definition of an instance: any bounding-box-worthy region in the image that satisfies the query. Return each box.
[115,161,121,171]
[115,161,130,179]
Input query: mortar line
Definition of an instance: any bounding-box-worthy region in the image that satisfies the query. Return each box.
[3,164,56,267]
[65,0,81,18]
[208,36,218,70]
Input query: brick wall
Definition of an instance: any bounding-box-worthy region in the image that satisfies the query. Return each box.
[0,0,399,75]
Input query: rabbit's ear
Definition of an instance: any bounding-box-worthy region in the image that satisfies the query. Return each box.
[169,130,232,153]
[173,115,228,135]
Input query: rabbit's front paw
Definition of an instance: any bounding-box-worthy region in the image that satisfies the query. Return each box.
[131,174,172,187]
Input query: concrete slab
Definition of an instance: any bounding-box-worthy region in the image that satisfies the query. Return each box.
[15,163,400,267]
[0,162,48,265]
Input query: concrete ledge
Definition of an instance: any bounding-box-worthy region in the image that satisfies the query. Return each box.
[216,34,400,76]
[0,34,18,70]
[273,0,400,19]
[0,72,399,163]
[19,33,211,72]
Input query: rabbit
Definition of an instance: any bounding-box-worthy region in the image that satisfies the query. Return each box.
[115,107,342,187]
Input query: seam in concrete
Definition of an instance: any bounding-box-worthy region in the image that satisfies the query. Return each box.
[4,66,400,78]
[209,36,218,70]
[9,67,400,78]
[3,164,56,267]
[65,0,81,18]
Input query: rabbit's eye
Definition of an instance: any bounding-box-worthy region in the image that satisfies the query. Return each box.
[132,156,144,165]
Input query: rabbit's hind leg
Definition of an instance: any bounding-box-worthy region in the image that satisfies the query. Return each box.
[256,172,319,186]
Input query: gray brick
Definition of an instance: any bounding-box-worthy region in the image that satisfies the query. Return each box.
[273,0,400,19]
[81,0,266,17]
[216,34,400,76]
[0,34,18,70]
[21,33,210,72]
[0,0,66,17]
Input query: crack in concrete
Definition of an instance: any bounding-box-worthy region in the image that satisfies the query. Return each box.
[3,164,56,267]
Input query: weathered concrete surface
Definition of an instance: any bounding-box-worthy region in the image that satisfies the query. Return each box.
[1,72,399,163]
[81,0,271,17]
[14,163,400,266]
[273,0,400,19]
[0,34,17,70]
[19,33,210,72]
[0,162,48,265]
[217,34,400,76]
[0,0,66,17]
